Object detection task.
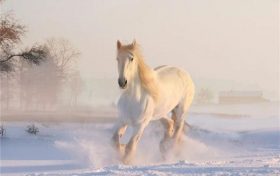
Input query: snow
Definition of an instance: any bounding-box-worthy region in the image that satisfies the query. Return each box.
[1,103,279,176]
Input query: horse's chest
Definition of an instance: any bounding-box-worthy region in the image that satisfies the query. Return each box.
[117,95,149,124]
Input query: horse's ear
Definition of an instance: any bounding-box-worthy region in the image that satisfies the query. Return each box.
[132,39,136,47]
[117,40,122,50]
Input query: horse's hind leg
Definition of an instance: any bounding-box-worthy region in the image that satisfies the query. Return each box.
[159,117,174,156]
[172,99,191,145]
[159,109,186,158]
[173,117,185,144]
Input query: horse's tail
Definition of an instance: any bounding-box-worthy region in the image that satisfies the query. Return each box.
[180,70,195,114]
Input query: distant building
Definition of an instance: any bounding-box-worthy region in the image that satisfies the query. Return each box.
[218,91,267,104]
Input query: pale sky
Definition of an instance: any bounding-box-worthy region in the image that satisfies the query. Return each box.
[1,0,279,97]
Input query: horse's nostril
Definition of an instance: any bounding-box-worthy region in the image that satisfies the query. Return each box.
[118,78,122,86]
[118,78,127,88]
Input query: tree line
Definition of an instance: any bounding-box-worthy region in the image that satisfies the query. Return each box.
[0,0,82,111]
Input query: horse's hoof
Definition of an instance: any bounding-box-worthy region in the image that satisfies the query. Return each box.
[122,157,132,165]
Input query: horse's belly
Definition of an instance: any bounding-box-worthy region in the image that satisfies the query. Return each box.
[152,90,183,119]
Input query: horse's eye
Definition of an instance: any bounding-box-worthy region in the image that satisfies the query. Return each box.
[130,57,134,62]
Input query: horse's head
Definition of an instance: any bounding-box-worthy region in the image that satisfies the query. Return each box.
[116,40,139,89]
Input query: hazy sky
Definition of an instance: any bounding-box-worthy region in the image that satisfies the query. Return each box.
[1,0,279,96]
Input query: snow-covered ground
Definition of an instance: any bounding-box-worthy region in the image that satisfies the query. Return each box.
[1,103,279,176]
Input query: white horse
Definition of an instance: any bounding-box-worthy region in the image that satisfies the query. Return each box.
[112,40,195,164]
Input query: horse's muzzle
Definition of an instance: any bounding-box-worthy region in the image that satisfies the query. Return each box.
[118,78,127,89]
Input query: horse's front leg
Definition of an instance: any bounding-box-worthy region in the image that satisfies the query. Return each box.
[122,122,148,164]
[112,122,127,156]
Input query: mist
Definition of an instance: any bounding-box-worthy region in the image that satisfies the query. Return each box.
[1,0,278,106]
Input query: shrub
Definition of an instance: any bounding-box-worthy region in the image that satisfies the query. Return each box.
[0,125,5,137]
[26,124,39,135]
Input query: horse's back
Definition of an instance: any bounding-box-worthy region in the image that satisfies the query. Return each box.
[154,65,168,71]
[154,65,193,86]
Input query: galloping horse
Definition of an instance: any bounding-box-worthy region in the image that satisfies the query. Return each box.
[112,40,195,164]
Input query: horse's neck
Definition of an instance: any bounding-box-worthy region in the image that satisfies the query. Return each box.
[126,73,143,101]
[125,55,157,101]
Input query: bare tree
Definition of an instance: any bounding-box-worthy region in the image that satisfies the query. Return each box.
[0,9,47,72]
[0,13,25,48]
[17,38,80,110]
[44,38,80,78]
[0,1,81,110]
[69,71,83,107]
[0,11,48,110]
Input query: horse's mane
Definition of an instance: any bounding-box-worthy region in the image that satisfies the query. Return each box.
[121,43,159,102]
